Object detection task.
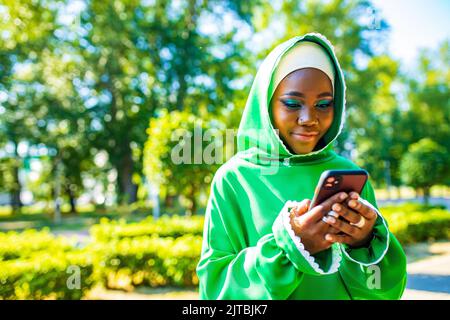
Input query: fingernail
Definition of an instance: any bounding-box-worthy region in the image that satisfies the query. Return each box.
[340,193,348,200]
[349,200,356,208]
[333,204,341,212]
[325,216,336,224]
[325,234,332,241]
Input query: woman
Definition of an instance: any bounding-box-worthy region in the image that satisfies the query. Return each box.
[196,33,407,299]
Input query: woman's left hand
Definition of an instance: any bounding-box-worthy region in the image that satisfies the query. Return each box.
[322,191,378,247]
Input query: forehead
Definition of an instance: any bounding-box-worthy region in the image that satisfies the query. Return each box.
[278,68,332,93]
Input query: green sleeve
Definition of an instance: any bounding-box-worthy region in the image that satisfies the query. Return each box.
[338,180,408,300]
[196,174,341,300]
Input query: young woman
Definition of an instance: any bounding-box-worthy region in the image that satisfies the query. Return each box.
[196,33,407,300]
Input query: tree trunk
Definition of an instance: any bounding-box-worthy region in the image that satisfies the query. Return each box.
[105,73,138,205]
[423,187,430,205]
[66,185,77,214]
[187,187,196,216]
[164,194,173,208]
[176,74,187,111]
[191,198,197,216]
[11,150,23,215]
[116,151,137,204]
[396,186,402,199]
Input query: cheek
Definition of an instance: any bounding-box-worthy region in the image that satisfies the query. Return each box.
[321,110,334,131]
[272,105,290,131]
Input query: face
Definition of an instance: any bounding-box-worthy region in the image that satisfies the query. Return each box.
[271,68,334,155]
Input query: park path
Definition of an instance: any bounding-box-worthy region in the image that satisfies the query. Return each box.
[402,241,450,299]
[377,197,450,210]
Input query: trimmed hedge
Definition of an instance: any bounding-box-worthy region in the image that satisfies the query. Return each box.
[0,229,72,261]
[0,229,94,300]
[88,234,202,291]
[90,215,204,242]
[0,251,94,300]
[381,204,450,245]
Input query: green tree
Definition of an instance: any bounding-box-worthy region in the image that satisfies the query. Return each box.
[31,48,95,214]
[0,0,60,214]
[76,0,256,205]
[400,138,448,204]
[144,110,230,215]
[351,55,407,192]
[405,40,450,156]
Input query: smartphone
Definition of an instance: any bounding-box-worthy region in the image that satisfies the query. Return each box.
[309,169,368,210]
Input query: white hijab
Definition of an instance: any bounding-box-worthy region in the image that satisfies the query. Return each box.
[270,40,335,98]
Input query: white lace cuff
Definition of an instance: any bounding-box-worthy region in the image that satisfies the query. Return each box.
[340,197,390,266]
[280,200,341,275]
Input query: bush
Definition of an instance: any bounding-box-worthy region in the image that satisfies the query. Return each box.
[0,229,94,300]
[0,229,72,261]
[400,139,448,201]
[90,215,204,242]
[0,220,204,298]
[381,204,450,245]
[0,251,94,300]
[88,234,202,291]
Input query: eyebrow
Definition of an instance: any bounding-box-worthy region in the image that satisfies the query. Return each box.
[281,91,333,98]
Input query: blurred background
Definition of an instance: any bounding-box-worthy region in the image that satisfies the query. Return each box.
[0,0,448,300]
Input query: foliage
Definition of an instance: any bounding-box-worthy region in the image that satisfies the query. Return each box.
[74,0,254,204]
[381,203,450,245]
[0,228,71,261]
[90,215,204,242]
[0,0,256,208]
[0,252,94,300]
[144,110,230,214]
[0,215,204,298]
[88,234,202,291]
[400,139,448,202]
[0,229,94,300]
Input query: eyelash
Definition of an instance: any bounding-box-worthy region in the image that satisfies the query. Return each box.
[281,100,333,110]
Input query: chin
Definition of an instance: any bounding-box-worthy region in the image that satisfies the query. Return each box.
[290,144,313,155]
[294,147,314,155]
[290,141,318,155]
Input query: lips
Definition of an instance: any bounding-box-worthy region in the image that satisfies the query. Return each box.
[291,131,319,137]
[290,131,319,142]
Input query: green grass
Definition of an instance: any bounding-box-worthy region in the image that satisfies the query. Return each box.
[0,208,154,233]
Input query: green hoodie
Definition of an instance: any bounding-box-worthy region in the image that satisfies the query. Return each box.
[196,33,407,300]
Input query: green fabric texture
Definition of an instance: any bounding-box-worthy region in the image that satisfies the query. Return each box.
[196,33,407,300]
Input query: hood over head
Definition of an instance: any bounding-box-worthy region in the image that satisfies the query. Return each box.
[236,33,346,165]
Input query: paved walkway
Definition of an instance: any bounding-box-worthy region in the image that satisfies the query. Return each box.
[402,241,450,300]
[378,197,450,210]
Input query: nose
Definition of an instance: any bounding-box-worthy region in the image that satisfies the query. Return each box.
[297,106,318,125]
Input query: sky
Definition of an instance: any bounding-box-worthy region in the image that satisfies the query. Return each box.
[372,0,450,67]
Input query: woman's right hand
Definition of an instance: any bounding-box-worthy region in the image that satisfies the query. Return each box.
[289,192,349,255]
